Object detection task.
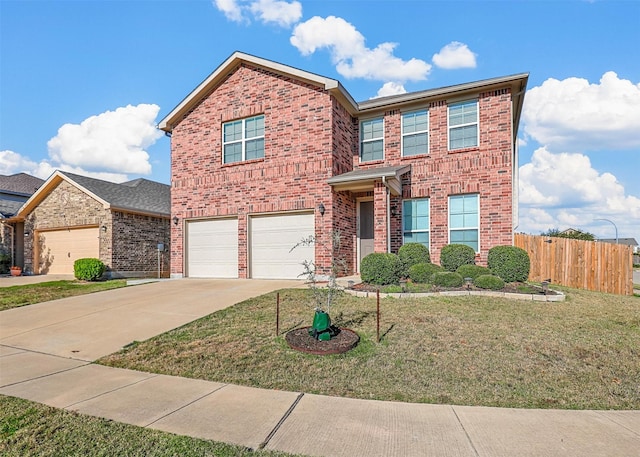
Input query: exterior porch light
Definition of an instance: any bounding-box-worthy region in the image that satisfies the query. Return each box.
[101,225,107,233]
[173,216,179,226]
[390,205,398,217]
[318,203,325,216]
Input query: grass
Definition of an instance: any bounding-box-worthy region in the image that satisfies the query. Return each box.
[0,395,299,457]
[0,280,127,311]
[100,287,640,410]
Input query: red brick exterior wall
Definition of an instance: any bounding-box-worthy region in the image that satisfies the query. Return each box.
[354,91,514,266]
[170,64,354,277]
[170,63,516,275]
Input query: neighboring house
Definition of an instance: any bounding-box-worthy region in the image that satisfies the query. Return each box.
[159,51,528,279]
[599,238,639,253]
[13,170,170,277]
[0,173,45,271]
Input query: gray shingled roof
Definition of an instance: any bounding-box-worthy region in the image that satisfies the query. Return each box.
[0,173,44,196]
[0,173,44,218]
[60,171,170,216]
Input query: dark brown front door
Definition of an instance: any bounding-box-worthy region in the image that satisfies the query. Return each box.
[359,201,374,268]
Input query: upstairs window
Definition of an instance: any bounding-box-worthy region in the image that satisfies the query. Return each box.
[449,194,479,252]
[402,110,429,157]
[403,198,430,248]
[223,115,264,164]
[448,100,478,150]
[360,117,384,162]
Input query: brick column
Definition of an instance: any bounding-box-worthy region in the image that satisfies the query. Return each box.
[373,180,388,253]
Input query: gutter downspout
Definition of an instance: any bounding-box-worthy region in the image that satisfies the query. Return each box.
[382,176,391,253]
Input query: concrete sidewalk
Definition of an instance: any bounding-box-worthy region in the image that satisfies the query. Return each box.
[1,279,639,456]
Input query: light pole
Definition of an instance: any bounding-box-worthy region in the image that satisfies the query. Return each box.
[594,218,618,244]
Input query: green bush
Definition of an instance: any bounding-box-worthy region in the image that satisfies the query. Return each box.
[74,258,106,281]
[431,271,464,287]
[408,262,444,283]
[487,246,530,282]
[398,243,430,275]
[474,274,506,290]
[440,244,476,272]
[456,264,491,280]
[360,253,403,285]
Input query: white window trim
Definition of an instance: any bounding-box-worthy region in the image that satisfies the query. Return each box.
[359,117,384,162]
[401,109,429,157]
[447,100,478,151]
[448,194,480,252]
[402,198,430,248]
[222,115,265,164]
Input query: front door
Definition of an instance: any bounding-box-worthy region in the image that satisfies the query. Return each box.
[359,201,374,268]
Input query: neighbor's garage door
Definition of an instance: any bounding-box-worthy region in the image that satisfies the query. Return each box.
[187,218,238,278]
[250,213,314,279]
[38,227,99,275]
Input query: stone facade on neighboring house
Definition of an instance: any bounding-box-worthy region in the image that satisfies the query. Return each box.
[160,52,528,279]
[15,171,170,278]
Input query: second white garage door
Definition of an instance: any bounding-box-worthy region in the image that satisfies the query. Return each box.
[38,227,100,275]
[250,212,314,279]
[187,218,238,278]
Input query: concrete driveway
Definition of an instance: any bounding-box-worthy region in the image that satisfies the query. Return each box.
[0,278,301,361]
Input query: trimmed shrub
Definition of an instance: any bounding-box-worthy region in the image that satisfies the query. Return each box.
[474,274,506,290]
[74,258,105,281]
[408,262,444,283]
[487,246,530,283]
[431,271,464,288]
[440,244,476,272]
[456,264,491,280]
[360,253,403,285]
[398,243,430,275]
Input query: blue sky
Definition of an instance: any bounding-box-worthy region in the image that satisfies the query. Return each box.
[1,0,639,242]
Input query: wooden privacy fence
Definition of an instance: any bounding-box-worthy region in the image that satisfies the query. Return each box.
[514,233,634,296]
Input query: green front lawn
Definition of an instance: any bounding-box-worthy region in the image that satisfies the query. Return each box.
[100,287,640,410]
[0,280,127,311]
[0,395,299,457]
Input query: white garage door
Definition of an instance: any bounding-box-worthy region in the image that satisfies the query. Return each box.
[250,213,314,279]
[38,227,100,275]
[187,219,238,278]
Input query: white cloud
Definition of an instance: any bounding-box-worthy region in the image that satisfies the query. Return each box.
[374,82,407,98]
[2,104,162,183]
[0,150,39,175]
[213,0,245,23]
[249,0,302,27]
[518,147,640,237]
[0,150,129,182]
[47,104,162,176]
[522,72,640,151]
[290,16,431,83]
[213,0,301,27]
[432,42,477,69]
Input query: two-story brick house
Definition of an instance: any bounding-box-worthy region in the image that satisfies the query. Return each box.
[160,52,528,279]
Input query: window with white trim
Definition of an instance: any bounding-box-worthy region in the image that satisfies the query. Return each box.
[402,110,428,157]
[449,194,479,251]
[360,117,384,161]
[448,100,478,150]
[403,198,430,248]
[223,115,265,164]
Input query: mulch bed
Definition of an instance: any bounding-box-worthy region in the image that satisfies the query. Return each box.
[285,327,360,355]
[351,281,558,295]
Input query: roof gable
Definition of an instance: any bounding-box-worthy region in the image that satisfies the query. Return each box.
[16,170,170,219]
[158,51,358,132]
